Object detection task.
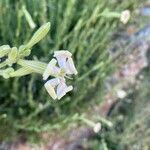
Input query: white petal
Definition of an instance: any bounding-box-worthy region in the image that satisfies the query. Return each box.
[56,56,68,71]
[43,58,60,80]
[54,56,71,75]
[116,90,127,99]
[54,50,77,75]
[56,82,66,100]
[54,50,72,58]
[120,10,130,24]
[66,85,73,92]
[59,77,66,83]
[44,81,57,100]
[56,79,73,99]
[47,78,60,87]
[43,72,49,80]
[51,66,61,75]
[93,123,101,133]
[67,57,78,75]
[54,53,70,73]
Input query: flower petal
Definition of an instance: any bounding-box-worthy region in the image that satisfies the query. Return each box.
[44,80,58,100]
[47,78,60,87]
[55,56,68,71]
[66,85,73,93]
[43,58,60,80]
[54,51,71,73]
[56,83,66,100]
[93,122,101,133]
[54,50,77,75]
[56,79,73,100]
[54,50,72,58]
[120,10,130,24]
[67,57,78,75]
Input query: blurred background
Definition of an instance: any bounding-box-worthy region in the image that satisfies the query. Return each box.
[0,0,149,149]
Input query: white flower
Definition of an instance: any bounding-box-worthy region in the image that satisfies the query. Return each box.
[43,58,61,80]
[43,50,77,100]
[120,10,130,24]
[54,50,78,75]
[44,77,73,100]
[116,89,127,99]
[93,122,101,133]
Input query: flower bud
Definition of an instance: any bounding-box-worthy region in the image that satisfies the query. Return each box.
[22,6,36,29]
[19,45,26,53]
[0,45,11,58]
[10,67,33,77]
[7,47,18,65]
[26,22,50,49]
[93,122,101,133]
[23,49,31,57]
[3,68,14,79]
[18,45,31,58]
[18,59,47,74]
[120,10,130,24]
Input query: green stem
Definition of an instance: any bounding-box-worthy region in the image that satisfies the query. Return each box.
[94,116,113,128]
[79,116,95,127]
[102,139,108,150]
[100,9,121,18]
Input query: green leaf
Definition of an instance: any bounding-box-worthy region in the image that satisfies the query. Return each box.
[7,47,18,65]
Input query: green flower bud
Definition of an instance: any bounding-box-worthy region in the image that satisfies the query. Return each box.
[22,6,36,29]
[18,45,31,58]
[10,67,33,77]
[3,67,14,79]
[26,22,50,49]
[0,45,11,58]
[0,61,7,69]
[19,45,26,52]
[18,59,47,74]
[7,47,18,65]
[23,49,31,57]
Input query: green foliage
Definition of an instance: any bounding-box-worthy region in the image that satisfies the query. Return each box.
[0,0,138,139]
